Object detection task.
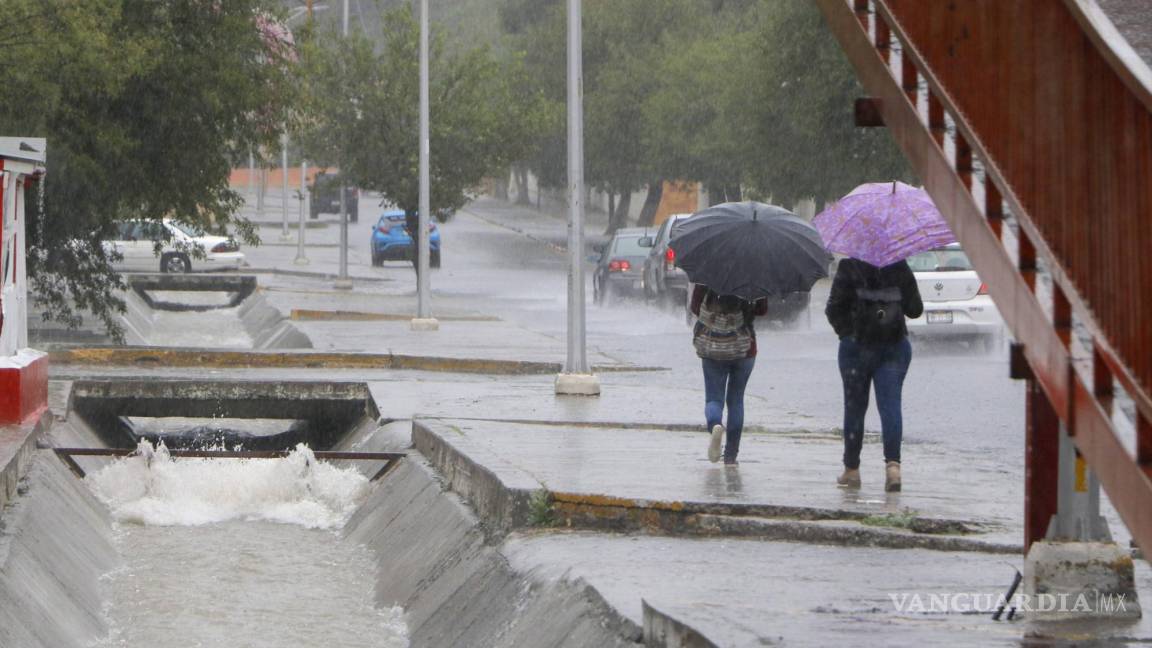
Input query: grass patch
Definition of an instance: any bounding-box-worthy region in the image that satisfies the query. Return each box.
[861,508,921,530]
[527,488,556,527]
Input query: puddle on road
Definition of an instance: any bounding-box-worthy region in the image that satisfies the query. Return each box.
[86,444,407,648]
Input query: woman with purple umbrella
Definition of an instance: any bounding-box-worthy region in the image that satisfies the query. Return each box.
[816,182,952,492]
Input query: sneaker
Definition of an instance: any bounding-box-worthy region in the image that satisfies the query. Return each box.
[885,461,902,492]
[723,457,739,466]
[837,468,861,488]
[708,424,724,463]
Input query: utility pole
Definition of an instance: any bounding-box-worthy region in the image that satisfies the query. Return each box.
[280,132,292,241]
[555,0,599,395]
[411,0,438,331]
[295,160,310,265]
[334,0,353,289]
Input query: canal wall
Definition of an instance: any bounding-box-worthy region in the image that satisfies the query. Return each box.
[344,456,641,647]
[0,451,118,648]
[0,383,641,648]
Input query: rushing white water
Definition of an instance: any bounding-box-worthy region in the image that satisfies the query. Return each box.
[150,308,253,348]
[87,442,408,648]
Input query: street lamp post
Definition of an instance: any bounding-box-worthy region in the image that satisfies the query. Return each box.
[280,132,292,241]
[411,0,438,331]
[555,0,599,396]
[295,160,310,265]
[334,0,353,289]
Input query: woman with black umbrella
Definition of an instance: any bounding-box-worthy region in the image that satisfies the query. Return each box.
[690,285,768,464]
[671,202,830,466]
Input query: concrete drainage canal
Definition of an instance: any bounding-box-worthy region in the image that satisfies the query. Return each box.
[1,380,636,648]
[30,274,311,349]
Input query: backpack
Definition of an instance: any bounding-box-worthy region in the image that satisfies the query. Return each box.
[693,292,753,361]
[852,267,904,344]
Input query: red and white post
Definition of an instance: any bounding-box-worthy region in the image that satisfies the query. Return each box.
[0,137,47,426]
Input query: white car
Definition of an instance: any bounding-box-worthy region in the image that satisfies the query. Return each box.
[905,244,1004,351]
[105,220,245,273]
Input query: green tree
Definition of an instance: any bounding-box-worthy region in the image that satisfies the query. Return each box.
[0,0,295,337]
[298,6,531,222]
[743,0,912,206]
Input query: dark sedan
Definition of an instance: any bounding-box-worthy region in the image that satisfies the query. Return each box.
[593,228,650,305]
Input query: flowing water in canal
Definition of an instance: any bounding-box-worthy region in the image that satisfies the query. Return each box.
[85,443,408,648]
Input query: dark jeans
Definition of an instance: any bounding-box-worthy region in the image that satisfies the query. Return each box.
[838,336,912,469]
[702,356,756,461]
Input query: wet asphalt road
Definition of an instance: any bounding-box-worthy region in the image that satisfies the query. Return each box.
[431,199,1027,462]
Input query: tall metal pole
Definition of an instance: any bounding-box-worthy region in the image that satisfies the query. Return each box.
[415,0,433,323]
[555,0,598,395]
[295,160,309,265]
[280,132,291,241]
[247,149,255,199]
[334,0,352,289]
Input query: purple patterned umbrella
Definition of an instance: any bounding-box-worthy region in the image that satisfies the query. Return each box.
[813,181,956,267]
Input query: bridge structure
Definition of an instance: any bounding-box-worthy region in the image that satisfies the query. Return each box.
[814,0,1152,561]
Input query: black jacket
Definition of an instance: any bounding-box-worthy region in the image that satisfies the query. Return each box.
[825,258,924,340]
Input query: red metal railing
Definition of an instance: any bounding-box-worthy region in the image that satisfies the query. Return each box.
[815,0,1152,553]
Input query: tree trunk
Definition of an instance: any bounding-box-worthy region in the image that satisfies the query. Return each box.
[606,190,632,234]
[494,168,510,201]
[514,164,531,205]
[705,182,741,205]
[608,192,616,224]
[636,180,663,226]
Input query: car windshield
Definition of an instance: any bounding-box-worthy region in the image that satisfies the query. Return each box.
[907,248,974,272]
[612,235,646,256]
[169,221,204,237]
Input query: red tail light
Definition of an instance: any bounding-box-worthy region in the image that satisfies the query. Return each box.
[377,225,390,234]
[608,259,631,272]
[977,282,989,295]
[665,247,676,269]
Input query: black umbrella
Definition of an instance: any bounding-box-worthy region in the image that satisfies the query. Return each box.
[670,201,830,300]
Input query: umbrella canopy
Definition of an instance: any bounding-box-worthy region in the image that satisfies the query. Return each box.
[669,201,830,300]
[813,181,956,267]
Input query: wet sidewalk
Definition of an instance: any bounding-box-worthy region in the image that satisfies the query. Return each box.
[415,417,1023,550]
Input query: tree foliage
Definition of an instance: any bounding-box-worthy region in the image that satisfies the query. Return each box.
[297,6,535,220]
[0,0,294,336]
[498,0,914,229]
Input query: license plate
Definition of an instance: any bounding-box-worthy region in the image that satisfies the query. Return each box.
[632,280,643,290]
[927,311,953,324]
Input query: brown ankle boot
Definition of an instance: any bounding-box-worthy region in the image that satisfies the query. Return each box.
[885,461,902,492]
[837,467,861,488]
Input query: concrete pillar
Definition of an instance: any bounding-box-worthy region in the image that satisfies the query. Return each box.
[1021,389,1140,619]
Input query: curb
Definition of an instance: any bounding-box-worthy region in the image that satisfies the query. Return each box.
[412,419,1021,554]
[289,309,500,323]
[47,347,661,376]
[244,267,391,283]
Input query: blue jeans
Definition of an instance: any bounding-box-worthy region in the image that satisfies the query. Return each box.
[702,356,756,461]
[838,336,912,469]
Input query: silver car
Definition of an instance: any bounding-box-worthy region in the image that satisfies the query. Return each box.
[640,212,693,307]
